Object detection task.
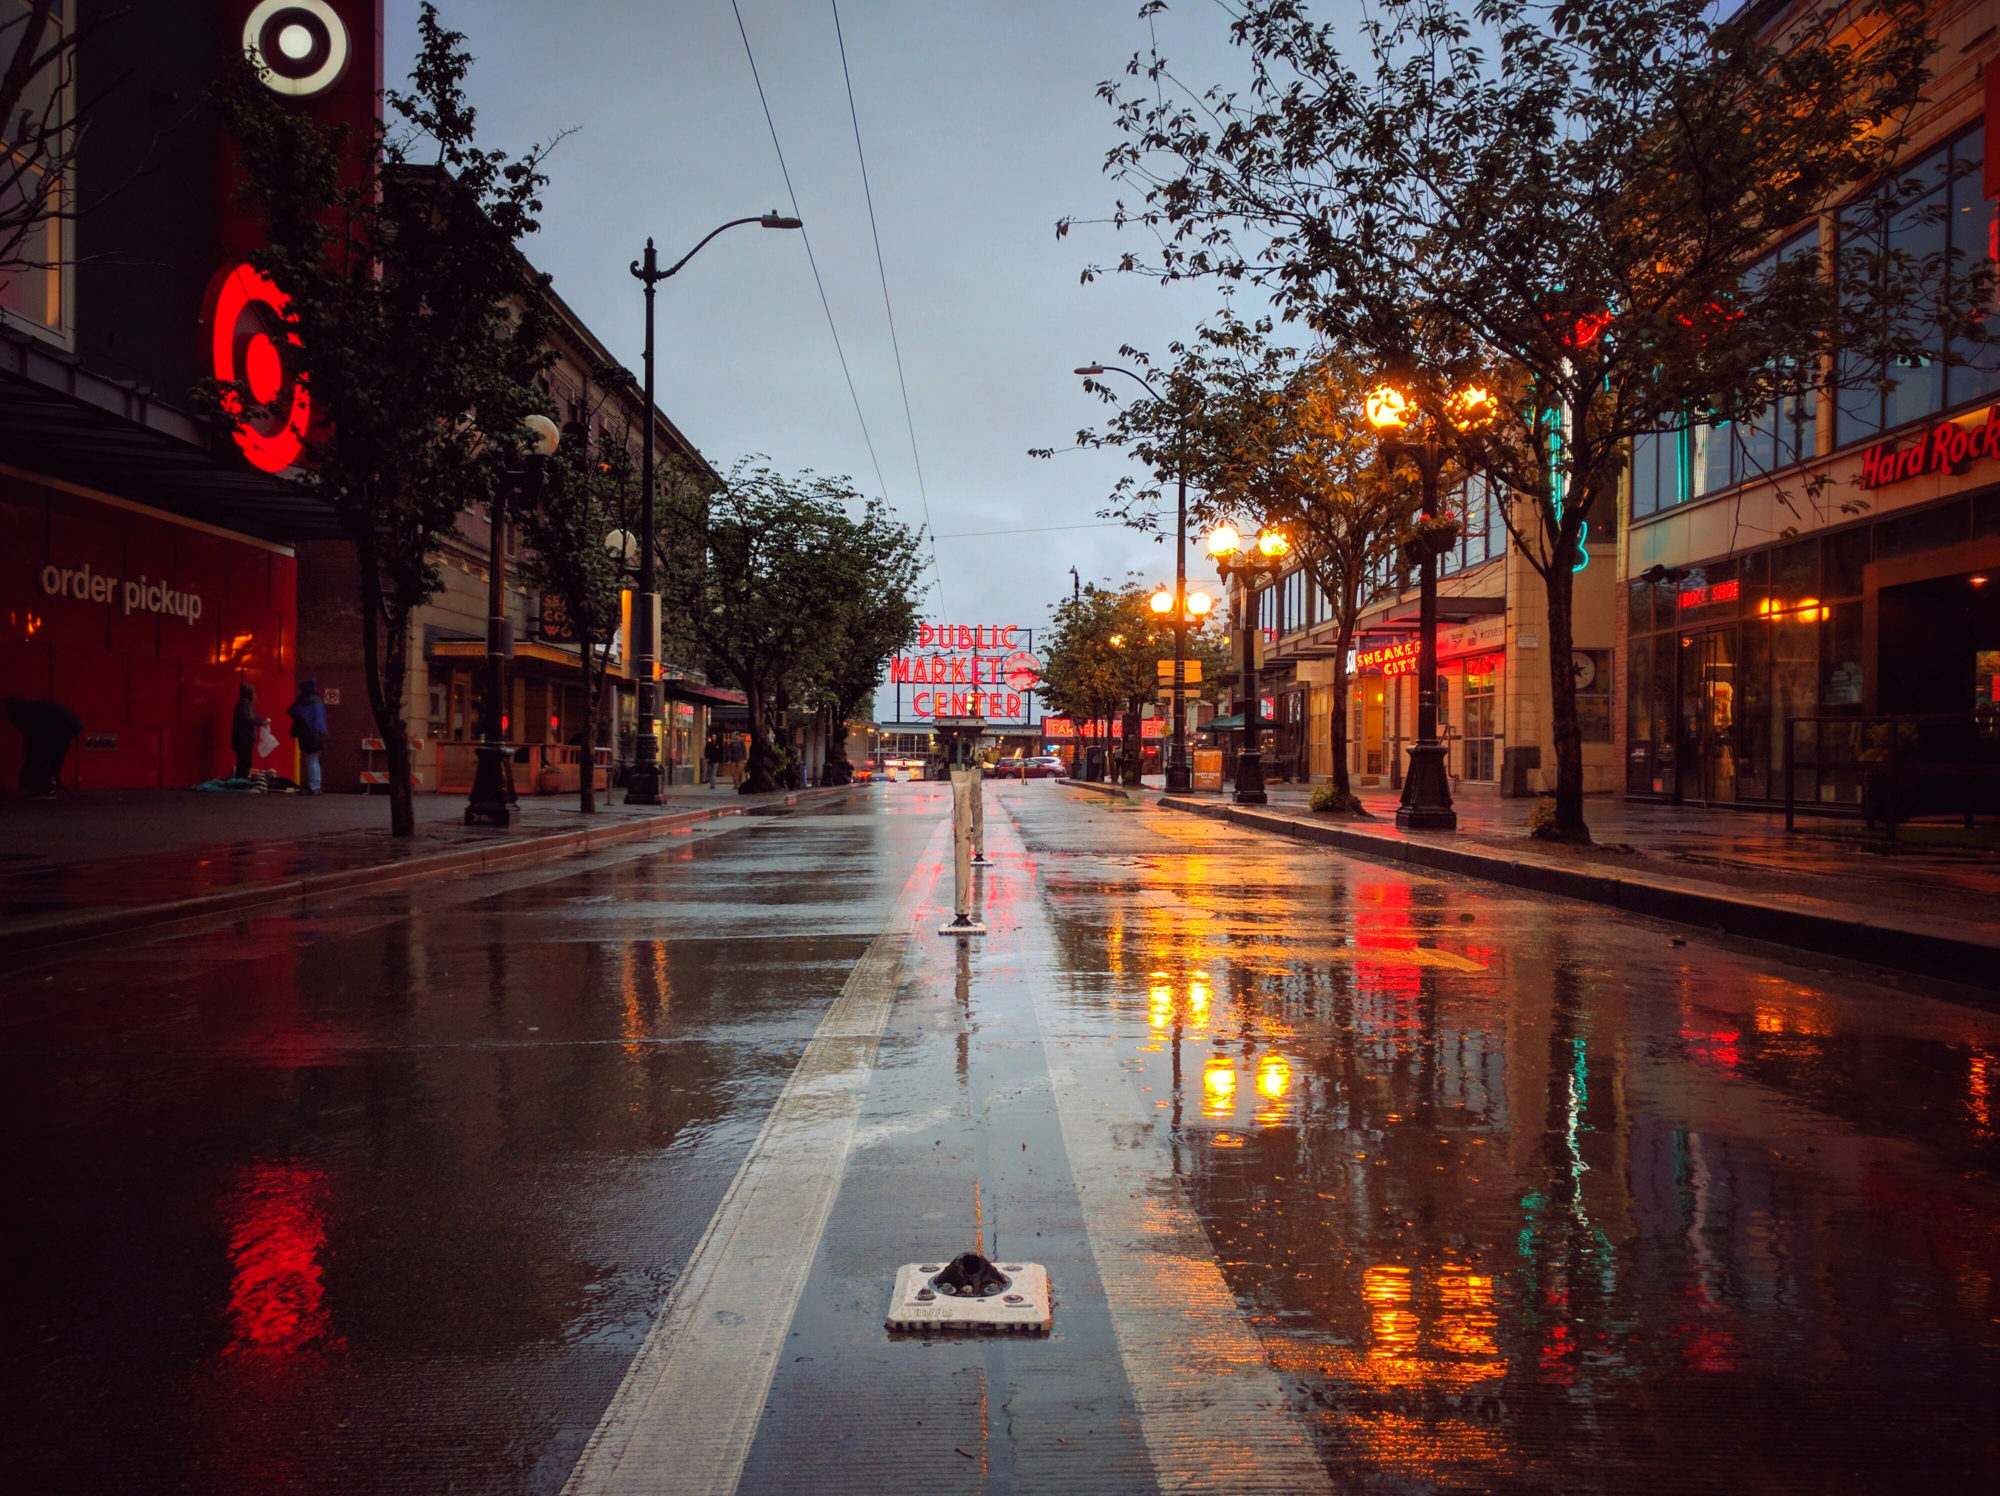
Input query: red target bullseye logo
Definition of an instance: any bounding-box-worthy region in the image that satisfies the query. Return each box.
[207,262,311,475]
[243,0,350,98]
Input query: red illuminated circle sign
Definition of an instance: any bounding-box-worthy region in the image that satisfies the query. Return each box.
[1002,651,1041,691]
[207,262,312,475]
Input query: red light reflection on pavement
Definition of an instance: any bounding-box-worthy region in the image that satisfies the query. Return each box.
[222,1162,340,1356]
[1679,1026,1741,1072]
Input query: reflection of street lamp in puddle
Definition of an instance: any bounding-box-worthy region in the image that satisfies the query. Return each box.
[1254,1052,1292,1126]
[1202,1056,1237,1119]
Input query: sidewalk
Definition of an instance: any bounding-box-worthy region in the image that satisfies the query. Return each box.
[0,782,847,961]
[1091,777,2000,992]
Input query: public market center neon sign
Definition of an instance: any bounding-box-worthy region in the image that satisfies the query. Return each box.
[890,623,1040,719]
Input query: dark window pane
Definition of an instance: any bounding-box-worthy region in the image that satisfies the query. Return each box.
[1875,500,1969,559]
[1974,491,2000,539]
[1628,579,1655,636]
[1825,525,1870,595]
[1948,127,2000,408]
[1695,422,1733,496]
[1821,601,1864,708]
[1632,433,1661,518]
[1770,538,1818,595]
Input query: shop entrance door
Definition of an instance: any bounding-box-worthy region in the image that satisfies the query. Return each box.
[1676,629,1738,804]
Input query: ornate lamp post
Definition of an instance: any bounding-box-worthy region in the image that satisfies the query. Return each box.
[467,413,563,827]
[1148,581,1213,788]
[626,212,802,804]
[1205,523,1290,805]
[1076,362,1197,791]
[1363,381,1494,831]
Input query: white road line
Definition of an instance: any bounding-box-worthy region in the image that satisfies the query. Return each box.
[561,821,945,1496]
[995,798,1337,1496]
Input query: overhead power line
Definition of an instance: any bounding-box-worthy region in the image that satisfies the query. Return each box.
[828,0,945,614]
[728,0,914,585]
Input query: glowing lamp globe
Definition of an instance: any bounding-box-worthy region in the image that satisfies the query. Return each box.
[1448,385,1496,430]
[1257,529,1290,559]
[1150,589,1175,615]
[1365,386,1411,430]
[1186,590,1214,616]
[1207,524,1241,558]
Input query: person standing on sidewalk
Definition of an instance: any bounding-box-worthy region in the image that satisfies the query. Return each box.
[287,679,329,795]
[4,696,83,798]
[230,683,267,781]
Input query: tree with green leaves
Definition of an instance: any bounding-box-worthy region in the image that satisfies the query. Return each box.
[211,4,558,835]
[657,459,923,794]
[514,429,633,814]
[1071,314,1413,813]
[1038,581,1190,781]
[1081,0,1994,841]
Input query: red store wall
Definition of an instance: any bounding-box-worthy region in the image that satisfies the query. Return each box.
[0,472,297,794]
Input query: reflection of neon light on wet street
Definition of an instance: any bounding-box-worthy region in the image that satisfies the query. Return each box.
[1203,1056,1237,1118]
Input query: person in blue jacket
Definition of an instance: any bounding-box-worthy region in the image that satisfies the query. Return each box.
[286,679,329,794]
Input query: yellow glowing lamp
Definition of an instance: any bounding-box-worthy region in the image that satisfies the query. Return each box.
[1150,588,1175,615]
[1109,633,1124,647]
[1186,589,1214,617]
[1365,385,1411,430]
[1257,528,1290,559]
[1448,384,1497,429]
[1207,523,1241,558]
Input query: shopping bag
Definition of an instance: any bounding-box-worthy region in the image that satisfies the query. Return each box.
[257,725,280,760]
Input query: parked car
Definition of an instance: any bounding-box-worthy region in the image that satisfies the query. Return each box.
[1011,753,1067,780]
[879,756,926,783]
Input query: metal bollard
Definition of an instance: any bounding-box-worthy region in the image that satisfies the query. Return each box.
[938,763,986,936]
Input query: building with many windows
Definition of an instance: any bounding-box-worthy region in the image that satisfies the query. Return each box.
[1620,1,1998,811]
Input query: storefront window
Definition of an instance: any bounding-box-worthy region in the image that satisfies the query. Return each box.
[1461,657,1499,781]
[1574,649,1613,743]
[0,0,70,340]
[1839,125,1995,443]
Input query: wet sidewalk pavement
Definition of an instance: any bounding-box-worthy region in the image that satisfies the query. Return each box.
[0,782,832,960]
[3,781,1997,1494]
[1105,778,2000,985]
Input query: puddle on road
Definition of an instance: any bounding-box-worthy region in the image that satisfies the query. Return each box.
[1008,787,2000,1496]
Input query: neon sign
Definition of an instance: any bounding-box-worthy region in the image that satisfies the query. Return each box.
[1677,579,1740,610]
[1356,639,1421,676]
[207,262,312,474]
[1859,405,2000,489]
[891,622,1038,720]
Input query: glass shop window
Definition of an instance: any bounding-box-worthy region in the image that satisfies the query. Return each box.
[1574,648,1613,742]
[1838,125,1997,444]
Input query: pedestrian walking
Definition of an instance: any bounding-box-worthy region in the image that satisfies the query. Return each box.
[4,696,83,798]
[704,732,723,787]
[230,682,267,781]
[286,678,329,794]
[726,733,745,787]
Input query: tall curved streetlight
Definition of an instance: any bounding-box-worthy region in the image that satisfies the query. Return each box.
[1207,523,1290,805]
[1075,362,1197,792]
[1364,380,1495,830]
[625,212,803,804]
[466,413,563,827]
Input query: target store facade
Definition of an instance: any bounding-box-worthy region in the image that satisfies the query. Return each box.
[0,3,364,791]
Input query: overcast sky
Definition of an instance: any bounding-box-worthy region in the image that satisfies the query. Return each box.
[382,0,1266,709]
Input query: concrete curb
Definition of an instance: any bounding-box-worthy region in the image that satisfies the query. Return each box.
[1142,793,2000,994]
[0,785,862,963]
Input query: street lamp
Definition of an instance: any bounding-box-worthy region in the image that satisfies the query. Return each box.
[1206,522,1289,805]
[1076,361,1197,792]
[467,412,562,827]
[1364,377,1494,830]
[626,212,803,804]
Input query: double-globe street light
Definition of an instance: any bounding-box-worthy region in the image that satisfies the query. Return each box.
[625,212,802,805]
[1074,362,1198,792]
[467,413,564,827]
[1206,522,1290,805]
[1363,381,1495,831]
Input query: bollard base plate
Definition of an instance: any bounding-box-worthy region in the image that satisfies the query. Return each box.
[937,917,987,937]
[886,1260,1051,1334]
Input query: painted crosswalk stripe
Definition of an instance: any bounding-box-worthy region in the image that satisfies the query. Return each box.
[561,821,945,1496]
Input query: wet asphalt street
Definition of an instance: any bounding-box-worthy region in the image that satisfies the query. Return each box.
[4,783,1998,1494]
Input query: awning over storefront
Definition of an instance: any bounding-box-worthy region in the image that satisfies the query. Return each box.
[662,679,746,708]
[0,329,337,541]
